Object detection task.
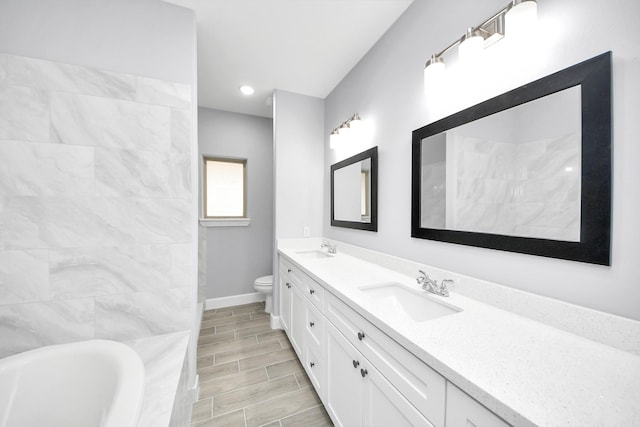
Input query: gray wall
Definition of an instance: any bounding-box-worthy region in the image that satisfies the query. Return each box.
[274,90,325,239]
[273,90,325,314]
[324,0,640,320]
[199,108,274,299]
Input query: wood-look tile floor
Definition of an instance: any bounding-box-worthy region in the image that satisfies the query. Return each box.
[191,302,333,427]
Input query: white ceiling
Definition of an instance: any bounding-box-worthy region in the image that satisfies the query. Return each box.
[164,0,414,118]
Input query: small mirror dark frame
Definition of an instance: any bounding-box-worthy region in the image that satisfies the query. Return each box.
[411,52,611,265]
[331,146,378,231]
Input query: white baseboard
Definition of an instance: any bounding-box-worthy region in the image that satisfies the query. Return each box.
[270,314,282,330]
[205,292,265,310]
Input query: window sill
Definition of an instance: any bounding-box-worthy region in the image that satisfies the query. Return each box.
[199,218,251,228]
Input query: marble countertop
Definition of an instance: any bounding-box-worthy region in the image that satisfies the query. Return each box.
[125,331,190,427]
[278,239,640,427]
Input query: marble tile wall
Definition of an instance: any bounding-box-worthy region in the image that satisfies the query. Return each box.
[0,53,195,358]
[420,161,446,228]
[452,134,580,241]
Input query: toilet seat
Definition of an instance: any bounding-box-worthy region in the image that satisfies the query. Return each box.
[254,275,273,287]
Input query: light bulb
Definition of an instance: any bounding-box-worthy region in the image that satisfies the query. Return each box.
[424,57,445,94]
[349,114,362,132]
[338,122,351,139]
[506,0,537,39]
[458,28,485,64]
[329,130,340,149]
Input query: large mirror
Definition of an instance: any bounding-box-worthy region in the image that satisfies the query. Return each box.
[412,52,611,265]
[331,146,378,231]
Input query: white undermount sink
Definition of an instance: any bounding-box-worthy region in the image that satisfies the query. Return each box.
[359,283,461,322]
[295,250,335,259]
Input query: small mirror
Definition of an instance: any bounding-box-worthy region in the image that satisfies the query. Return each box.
[331,147,378,231]
[412,52,611,265]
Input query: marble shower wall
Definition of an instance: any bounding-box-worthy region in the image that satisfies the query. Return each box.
[453,134,581,241]
[0,54,194,358]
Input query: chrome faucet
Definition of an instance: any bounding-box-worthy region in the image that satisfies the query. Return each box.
[416,270,450,297]
[321,242,337,254]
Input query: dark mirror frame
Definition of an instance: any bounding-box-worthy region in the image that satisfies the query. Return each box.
[331,146,378,231]
[411,52,611,265]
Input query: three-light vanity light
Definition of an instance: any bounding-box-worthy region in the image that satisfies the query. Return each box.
[424,0,538,90]
[329,113,362,149]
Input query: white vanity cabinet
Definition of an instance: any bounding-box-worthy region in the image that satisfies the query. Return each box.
[279,257,327,396]
[278,254,509,427]
[326,322,434,427]
[325,291,446,427]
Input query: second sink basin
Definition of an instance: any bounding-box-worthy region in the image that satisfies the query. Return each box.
[295,250,335,259]
[359,283,461,322]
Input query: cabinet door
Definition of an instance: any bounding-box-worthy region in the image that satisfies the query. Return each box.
[279,276,292,332]
[445,383,510,427]
[326,323,363,427]
[362,365,435,427]
[290,285,306,358]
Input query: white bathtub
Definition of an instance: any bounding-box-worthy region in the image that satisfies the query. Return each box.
[0,340,145,427]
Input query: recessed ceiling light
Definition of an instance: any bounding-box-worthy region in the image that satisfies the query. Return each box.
[239,85,254,96]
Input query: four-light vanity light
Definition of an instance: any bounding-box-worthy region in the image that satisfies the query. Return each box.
[424,0,537,90]
[329,113,362,149]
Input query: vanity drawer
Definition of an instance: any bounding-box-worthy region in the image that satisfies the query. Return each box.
[279,257,303,287]
[280,256,324,310]
[306,301,324,347]
[301,274,324,311]
[325,291,446,427]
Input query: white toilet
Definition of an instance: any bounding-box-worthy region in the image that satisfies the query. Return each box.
[254,275,273,313]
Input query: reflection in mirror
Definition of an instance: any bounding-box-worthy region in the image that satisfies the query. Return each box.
[412,52,611,265]
[420,86,581,242]
[331,147,378,231]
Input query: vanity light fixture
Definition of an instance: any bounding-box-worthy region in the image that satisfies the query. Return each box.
[329,113,362,149]
[338,121,352,138]
[423,0,537,90]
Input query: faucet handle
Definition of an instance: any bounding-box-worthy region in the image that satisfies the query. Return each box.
[440,279,454,294]
[416,269,427,284]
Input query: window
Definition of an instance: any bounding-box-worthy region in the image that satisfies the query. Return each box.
[203,157,247,218]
